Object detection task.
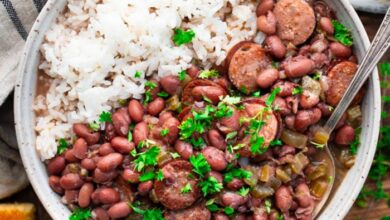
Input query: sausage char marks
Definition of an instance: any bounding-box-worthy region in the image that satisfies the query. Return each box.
[154,160,200,210]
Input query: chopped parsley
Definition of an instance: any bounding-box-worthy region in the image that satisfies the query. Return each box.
[206,199,220,212]
[179,105,215,140]
[312,71,322,80]
[144,81,158,104]
[380,62,390,76]
[226,131,238,141]
[252,91,261,97]
[199,176,223,196]
[215,102,233,119]
[69,208,91,220]
[170,152,181,159]
[156,170,164,181]
[160,128,169,137]
[350,127,361,155]
[189,154,211,178]
[173,28,195,46]
[131,205,164,220]
[57,138,68,155]
[89,122,100,131]
[134,146,160,172]
[139,171,156,182]
[181,183,192,193]
[199,69,219,79]
[99,111,112,123]
[127,130,133,142]
[157,92,169,98]
[265,199,272,213]
[135,71,142,78]
[332,20,353,46]
[292,86,303,95]
[270,139,282,147]
[224,207,235,216]
[178,70,187,81]
[238,187,250,197]
[224,168,252,183]
[266,87,281,107]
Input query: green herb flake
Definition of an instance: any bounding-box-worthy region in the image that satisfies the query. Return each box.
[266,87,281,107]
[380,62,390,76]
[99,111,112,123]
[332,20,353,46]
[312,71,322,80]
[134,146,160,172]
[292,86,303,95]
[224,207,235,216]
[57,138,68,155]
[173,28,195,46]
[265,199,272,213]
[350,127,361,155]
[206,199,220,212]
[199,176,223,196]
[238,187,250,197]
[181,183,192,193]
[139,171,156,182]
[69,208,91,220]
[198,70,219,79]
[170,152,181,159]
[178,70,187,81]
[226,131,238,141]
[127,130,133,142]
[145,81,157,89]
[135,71,142,78]
[252,91,261,97]
[130,204,164,220]
[189,154,211,178]
[157,92,169,98]
[224,168,252,183]
[270,139,282,147]
[160,128,169,137]
[89,122,100,131]
[156,170,164,181]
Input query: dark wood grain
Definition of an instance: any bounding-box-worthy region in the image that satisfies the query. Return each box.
[0,10,388,220]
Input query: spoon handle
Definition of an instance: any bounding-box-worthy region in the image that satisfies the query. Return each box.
[324,7,390,132]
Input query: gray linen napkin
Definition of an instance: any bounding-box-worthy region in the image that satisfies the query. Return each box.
[0,0,47,198]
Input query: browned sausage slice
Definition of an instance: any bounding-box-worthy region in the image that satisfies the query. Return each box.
[273,0,315,45]
[182,79,227,105]
[165,204,211,220]
[228,43,272,94]
[326,61,358,106]
[154,160,200,210]
[237,100,279,157]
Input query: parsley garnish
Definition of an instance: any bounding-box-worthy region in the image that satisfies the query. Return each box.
[89,122,100,131]
[57,138,68,155]
[238,187,250,197]
[170,152,181,159]
[332,20,353,46]
[266,87,281,107]
[156,170,164,181]
[131,205,164,220]
[224,168,252,183]
[199,70,219,79]
[265,199,272,213]
[139,171,156,182]
[350,127,361,155]
[134,146,160,172]
[160,128,169,137]
[157,92,169,98]
[292,86,303,95]
[69,208,91,220]
[312,71,322,80]
[206,199,220,212]
[226,131,238,141]
[189,154,211,178]
[173,28,195,46]
[127,130,133,142]
[135,71,142,78]
[380,62,390,76]
[144,81,157,104]
[224,207,235,216]
[178,70,187,81]
[270,139,282,147]
[181,183,192,193]
[199,176,223,196]
[99,111,112,123]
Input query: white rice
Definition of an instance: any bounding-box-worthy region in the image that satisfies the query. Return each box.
[34,0,258,160]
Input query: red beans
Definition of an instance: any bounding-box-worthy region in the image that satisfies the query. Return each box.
[99,143,115,156]
[160,75,180,95]
[300,90,320,109]
[72,138,88,160]
[73,123,100,145]
[78,183,94,208]
[208,171,223,184]
[147,97,165,116]
[320,17,334,35]
[202,146,227,171]
[93,208,109,220]
[174,140,193,160]
[273,81,296,97]
[98,188,120,204]
[47,156,66,175]
[294,108,322,132]
[218,107,241,134]
[220,191,248,209]
[186,65,200,78]
[112,108,131,137]
[108,202,131,219]
[122,168,140,183]
[64,190,79,204]
[275,186,292,212]
[133,121,148,146]
[256,68,279,89]
[265,36,286,59]
[295,183,312,208]
[310,39,328,53]
[49,176,64,194]
[329,42,352,58]
[81,158,96,170]
[214,213,230,220]
[257,11,276,35]
[284,57,315,78]
[192,86,226,104]
[256,0,274,16]
[138,180,153,196]
[227,178,244,190]
[97,153,124,172]
[93,168,117,184]
[128,99,144,122]
[110,137,134,154]
[335,125,355,145]
[208,129,226,150]
[64,149,79,163]
[60,173,84,190]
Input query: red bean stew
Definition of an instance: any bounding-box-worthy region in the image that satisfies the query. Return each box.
[45,0,363,219]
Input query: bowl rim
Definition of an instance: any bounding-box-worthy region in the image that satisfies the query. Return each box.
[14,0,381,219]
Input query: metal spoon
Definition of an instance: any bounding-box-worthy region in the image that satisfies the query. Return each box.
[313,7,390,218]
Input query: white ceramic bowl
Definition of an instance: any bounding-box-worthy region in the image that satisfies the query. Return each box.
[14,0,381,219]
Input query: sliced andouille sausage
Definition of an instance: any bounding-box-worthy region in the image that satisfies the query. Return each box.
[154,160,200,210]
[273,0,316,45]
[165,204,211,220]
[237,100,279,157]
[326,61,357,106]
[182,79,227,105]
[228,43,272,94]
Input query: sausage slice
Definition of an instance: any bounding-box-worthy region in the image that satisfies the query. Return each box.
[154,160,200,210]
[165,204,211,220]
[237,100,279,157]
[273,0,315,45]
[228,43,272,94]
[326,61,358,106]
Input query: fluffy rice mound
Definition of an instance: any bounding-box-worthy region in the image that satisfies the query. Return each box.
[34,0,257,160]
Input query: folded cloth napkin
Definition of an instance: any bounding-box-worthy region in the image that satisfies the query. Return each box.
[0,0,47,198]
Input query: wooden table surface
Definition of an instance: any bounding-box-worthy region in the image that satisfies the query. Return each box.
[0,10,388,220]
